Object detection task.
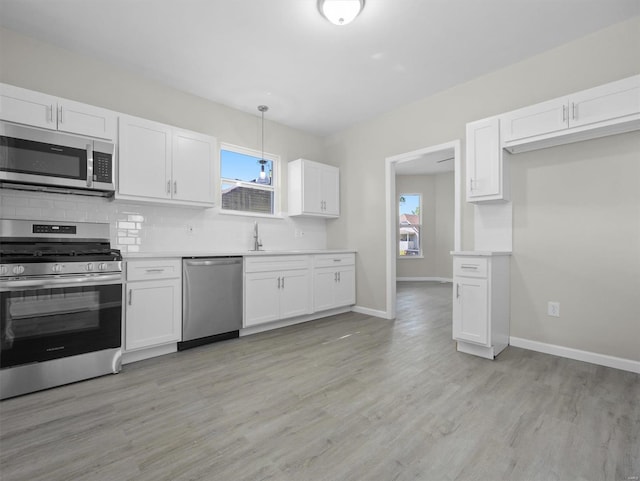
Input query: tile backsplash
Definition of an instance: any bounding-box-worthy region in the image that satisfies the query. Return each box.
[0,189,327,254]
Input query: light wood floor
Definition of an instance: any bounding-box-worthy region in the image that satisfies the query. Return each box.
[1,281,638,480]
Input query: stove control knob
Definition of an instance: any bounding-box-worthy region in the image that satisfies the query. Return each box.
[98,263,108,271]
[86,263,94,272]
[0,265,8,276]
[12,265,25,275]
[52,264,63,273]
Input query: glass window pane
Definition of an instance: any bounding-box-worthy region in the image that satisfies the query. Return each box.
[221,182,274,214]
[399,226,421,256]
[221,149,272,186]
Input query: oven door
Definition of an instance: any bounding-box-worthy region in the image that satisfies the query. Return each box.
[0,274,122,369]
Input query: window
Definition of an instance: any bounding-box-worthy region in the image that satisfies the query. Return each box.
[220,144,279,215]
[398,193,421,257]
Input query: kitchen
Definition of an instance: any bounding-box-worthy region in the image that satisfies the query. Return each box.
[1,1,639,480]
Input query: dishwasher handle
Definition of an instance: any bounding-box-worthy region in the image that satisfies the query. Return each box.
[184,258,242,267]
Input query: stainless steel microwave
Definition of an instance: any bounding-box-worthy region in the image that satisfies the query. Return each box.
[0,122,115,196]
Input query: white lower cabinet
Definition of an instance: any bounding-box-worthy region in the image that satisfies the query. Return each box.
[124,259,182,352]
[452,252,510,359]
[244,256,311,327]
[312,254,356,311]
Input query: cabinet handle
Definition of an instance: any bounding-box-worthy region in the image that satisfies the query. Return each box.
[469,179,474,192]
[334,272,338,282]
[282,276,285,289]
[461,264,479,270]
[338,272,341,282]
[456,284,460,298]
[58,106,63,124]
[128,289,133,305]
[571,102,576,120]
[174,181,177,194]
[48,104,54,123]
[562,104,566,123]
[277,277,281,289]
[145,268,164,273]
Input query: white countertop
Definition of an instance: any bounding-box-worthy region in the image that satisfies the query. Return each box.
[450,250,512,257]
[123,249,356,259]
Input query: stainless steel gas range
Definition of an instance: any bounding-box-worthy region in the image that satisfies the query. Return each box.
[0,219,123,399]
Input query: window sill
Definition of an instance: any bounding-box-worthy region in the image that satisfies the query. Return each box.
[218,209,285,220]
[398,255,424,260]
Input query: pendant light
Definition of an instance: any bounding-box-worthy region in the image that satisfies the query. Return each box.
[257,105,269,184]
[318,0,365,26]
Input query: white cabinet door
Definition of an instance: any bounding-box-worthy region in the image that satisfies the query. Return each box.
[57,98,116,140]
[500,97,568,143]
[118,115,172,200]
[313,268,337,312]
[125,278,181,351]
[466,117,506,202]
[321,166,340,216]
[0,83,56,130]
[335,266,356,307]
[279,269,311,319]
[244,271,280,327]
[172,129,216,204]
[453,277,489,346]
[302,161,324,214]
[570,75,640,128]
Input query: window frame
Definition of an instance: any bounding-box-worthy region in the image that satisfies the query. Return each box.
[219,142,281,218]
[398,192,423,259]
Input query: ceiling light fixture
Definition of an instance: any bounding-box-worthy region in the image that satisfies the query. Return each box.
[318,0,365,26]
[257,105,269,184]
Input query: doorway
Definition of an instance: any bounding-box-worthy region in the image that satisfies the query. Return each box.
[384,140,462,319]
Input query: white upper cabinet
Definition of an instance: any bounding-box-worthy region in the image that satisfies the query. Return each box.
[288,158,340,217]
[172,129,216,204]
[117,114,216,207]
[501,75,640,153]
[466,116,508,203]
[118,115,172,200]
[0,83,116,140]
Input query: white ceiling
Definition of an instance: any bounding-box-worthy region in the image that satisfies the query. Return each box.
[0,0,638,136]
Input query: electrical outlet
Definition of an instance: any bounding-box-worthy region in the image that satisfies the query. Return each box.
[547,301,560,317]
[294,229,305,238]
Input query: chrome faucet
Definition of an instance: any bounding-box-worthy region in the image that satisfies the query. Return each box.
[253,221,262,251]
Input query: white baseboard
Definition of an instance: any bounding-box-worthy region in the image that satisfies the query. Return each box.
[510,336,640,374]
[396,277,453,283]
[351,305,390,319]
[122,343,177,365]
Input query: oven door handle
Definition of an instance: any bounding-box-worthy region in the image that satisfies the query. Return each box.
[1,274,122,289]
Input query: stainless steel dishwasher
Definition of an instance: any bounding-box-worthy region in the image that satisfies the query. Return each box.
[179,257,243,351]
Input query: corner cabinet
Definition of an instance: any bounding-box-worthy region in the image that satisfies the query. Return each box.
[123,259,182,356]
[117,114,216,208]
[312,253,356,312]
[288,158,340,217]
[0,83,117,140]
[451,252,510,360]
[465,117,509,203]
[244,256,312,327]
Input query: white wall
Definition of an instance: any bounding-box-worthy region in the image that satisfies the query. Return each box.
[326,17,640,361]
[0,27,328,253]
[396,172,454,280]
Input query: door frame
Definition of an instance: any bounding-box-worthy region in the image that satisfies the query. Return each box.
[384,140,462,319]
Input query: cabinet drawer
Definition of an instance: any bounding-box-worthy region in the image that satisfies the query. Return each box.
[244,255,310,273]
[313,253,355,268]
[453,257,488,278]
[126,259,182,281]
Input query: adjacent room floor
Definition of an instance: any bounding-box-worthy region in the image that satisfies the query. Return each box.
[1,281,638,480]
